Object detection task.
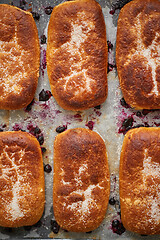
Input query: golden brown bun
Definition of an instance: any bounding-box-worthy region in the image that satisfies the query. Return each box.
[0,4,40,110]
[0,131,45,227]
[53,128,110,232]
[116,0,160,109]
[47,0,108,111]
[120,127,160,235]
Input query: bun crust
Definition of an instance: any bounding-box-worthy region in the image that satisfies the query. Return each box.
[0,131,45,227]
[116,0,160,109]
[53,128,110,232]
[47,0,108,111]
[0,4,40,110]
[120,127,160,235]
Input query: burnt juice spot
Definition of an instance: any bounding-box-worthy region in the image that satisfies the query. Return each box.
[39,89,52,101]
[118,116,134,134]
[56,125,67,133]
[85,121,95,130]
[51,220,60,234]
[44,164,52,173]
[44,6,53,15]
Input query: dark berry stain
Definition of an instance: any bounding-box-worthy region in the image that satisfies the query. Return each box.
[86,231,92,233]
[107,63,117,73]
[56,125,67,133]
[39,89,52,101]
[94,109,102,116]
[119,116,134,134]
[85,121,95,130]
[41,35,47,44]
[74,113,81,118]
[107,41,113,51]
[24,99,34,112]
[45,6,53,15]
[44,164,52,173]
[120,97,130,108]
[51,220,60,234]
[111,219,125,235]
[32,12,40,20]
[109,197,116,205]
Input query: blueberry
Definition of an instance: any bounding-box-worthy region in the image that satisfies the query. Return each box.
[39,89,52,101]
[112,219,119,228]
[32,12,40,20]
[25,99,34,112]
[44,164,52,173]
[45,6,53,15]
[120,97,129,108]
[51,220,60,234]
[34,126,41,134]
[136,111,142,117]
[56,125,67,133]
[109,197,116,205]
[94,105,101,109]
[37,135,44,145]
[41,35,47,44]
[41,147,46,154]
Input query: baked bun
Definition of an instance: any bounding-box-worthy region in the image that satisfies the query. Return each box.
[0,4,40,110]
[116,0,160,109]
[120,127,160,235]
[0,131,45,227]
[53,128,110,232]
[47,0,108,111]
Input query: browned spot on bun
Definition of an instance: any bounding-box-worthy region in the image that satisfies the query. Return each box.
[47,0,108,111]
[116,0,160,109]
[0,5,40,110]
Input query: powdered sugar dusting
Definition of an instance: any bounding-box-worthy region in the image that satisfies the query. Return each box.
[142,149,160,223]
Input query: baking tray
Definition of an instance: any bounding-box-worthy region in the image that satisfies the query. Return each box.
[0,0,159,239]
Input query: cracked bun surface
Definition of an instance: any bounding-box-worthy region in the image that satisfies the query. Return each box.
[47,0,108,111]
[120,127,160,235]
[116,0,160,109]
[0,4,40,110]
[53,128,110,232]
[0,131,45,227]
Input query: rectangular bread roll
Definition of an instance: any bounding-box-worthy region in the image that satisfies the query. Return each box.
[47,0,108,111]
[120,127,160,235]
[0,4,40,110]
[116,0,160,109]
[0,131,45,227]
[53,128,110,232]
